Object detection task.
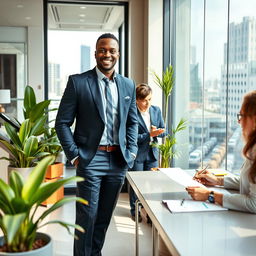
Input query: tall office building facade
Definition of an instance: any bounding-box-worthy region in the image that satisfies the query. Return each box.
[80,45,90,72]
[48,62,61,97]
[221,16,256,128]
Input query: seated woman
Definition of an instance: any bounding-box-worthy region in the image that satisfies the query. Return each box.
[186,90,256,213]
[129,83,165,221]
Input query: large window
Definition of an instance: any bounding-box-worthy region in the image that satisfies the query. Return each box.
[172,0,256,173]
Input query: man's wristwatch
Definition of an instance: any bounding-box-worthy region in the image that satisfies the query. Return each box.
[208,191,215,203]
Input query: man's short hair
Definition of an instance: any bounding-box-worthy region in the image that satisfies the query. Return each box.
[96,33,119,46]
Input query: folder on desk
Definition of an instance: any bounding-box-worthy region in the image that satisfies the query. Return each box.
[162,199,228,213]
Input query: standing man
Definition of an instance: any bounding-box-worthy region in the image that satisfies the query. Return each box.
[55,33,138,256]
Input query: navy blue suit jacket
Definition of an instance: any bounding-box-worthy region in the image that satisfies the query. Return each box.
[135,105,165,163]
[55,68,138,168]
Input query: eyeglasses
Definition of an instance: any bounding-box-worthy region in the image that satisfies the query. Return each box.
[237,113,245,121]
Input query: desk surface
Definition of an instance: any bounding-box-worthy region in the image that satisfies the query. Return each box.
[127,170,256,256]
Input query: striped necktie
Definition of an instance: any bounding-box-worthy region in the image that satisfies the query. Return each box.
[103,77,114,145]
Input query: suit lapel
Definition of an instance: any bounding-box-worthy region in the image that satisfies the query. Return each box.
[88,69,105,123]
[149,107,156,126]
[115,75,124,123]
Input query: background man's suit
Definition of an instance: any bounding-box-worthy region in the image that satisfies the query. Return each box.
[55,68,138,256]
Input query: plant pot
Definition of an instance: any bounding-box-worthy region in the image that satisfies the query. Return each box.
[8,166,34,181]
[45,162,64,179]
[42,177,64,205]
[0,232,52,256]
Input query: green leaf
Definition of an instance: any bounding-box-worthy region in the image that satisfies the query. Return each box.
[24,85,36,114]
[37,196,87,222]
[30,115,47,136]
[29,100,50,123]
[23,136,38,157]
[2,213,26,245]
[0,140,19,160]
[9,171,24,198]
[30,176,84,205]
[39,220,84,239]
[4,122,22,149]
[22,156,55,202]
[0,179,15,210]
[19,119,31,144]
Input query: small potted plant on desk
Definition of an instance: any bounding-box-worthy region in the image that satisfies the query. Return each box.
[151,65,187,168]
[0,155,87,255]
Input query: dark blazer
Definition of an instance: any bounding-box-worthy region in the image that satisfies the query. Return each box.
[135,105,165,163]
[55,68,138,168]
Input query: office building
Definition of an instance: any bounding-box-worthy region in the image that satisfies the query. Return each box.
[221,16,256,127]
[80,45,91,72]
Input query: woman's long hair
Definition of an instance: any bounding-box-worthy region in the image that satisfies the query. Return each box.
[242,90,256,183]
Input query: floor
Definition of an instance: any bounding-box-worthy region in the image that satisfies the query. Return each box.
[40,193,152,256]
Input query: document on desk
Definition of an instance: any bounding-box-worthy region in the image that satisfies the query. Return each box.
[162,199,228,213]
[159,168,207,188]
[159,168,231,195]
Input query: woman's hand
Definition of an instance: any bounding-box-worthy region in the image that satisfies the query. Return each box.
[150,125,165,137]
[186,186,209,201]
[193,170,222,186]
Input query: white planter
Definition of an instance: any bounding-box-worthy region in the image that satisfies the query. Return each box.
[8,166,34,181]
[0,232,52,256]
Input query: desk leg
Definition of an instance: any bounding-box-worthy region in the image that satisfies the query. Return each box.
[135,199,141,256]
[152,225,159,256]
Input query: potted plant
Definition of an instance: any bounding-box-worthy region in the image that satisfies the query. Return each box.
[151,65,187,168]
[0,155,87,255]
[0,119,51,179]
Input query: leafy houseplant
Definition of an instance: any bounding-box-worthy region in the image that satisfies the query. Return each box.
[0,156,87,253]
[0,85,51,168]
[151,65,187,168]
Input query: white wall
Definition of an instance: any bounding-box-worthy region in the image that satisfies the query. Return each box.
[27,26,44,102]
[129,0,163,108]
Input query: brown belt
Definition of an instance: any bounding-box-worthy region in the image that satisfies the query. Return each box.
[98,145,119,152]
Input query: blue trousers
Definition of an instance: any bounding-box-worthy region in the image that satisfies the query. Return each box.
[74,149,127,256]
[128,151,158,216]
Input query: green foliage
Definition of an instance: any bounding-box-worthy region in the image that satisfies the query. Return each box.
[0,121,50,167]
[152,65,174,124]
[0,156,88,252]
[152,118,187,168]
[152,65,188,167]
[40,127,62,159]
[0,85,62,167]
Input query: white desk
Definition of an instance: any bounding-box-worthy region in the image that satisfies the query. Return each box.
[126,170,256,256]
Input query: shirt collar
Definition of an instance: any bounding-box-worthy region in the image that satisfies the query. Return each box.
[95,66,117,81]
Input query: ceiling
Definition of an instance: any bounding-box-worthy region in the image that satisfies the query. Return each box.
[0,0,124,31]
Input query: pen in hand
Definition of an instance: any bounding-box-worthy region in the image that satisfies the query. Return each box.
[196,164,209,175]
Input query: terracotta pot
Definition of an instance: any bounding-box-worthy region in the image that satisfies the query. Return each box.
[0,232,52,256]
[42,177,64,206]
[45,162,64,179]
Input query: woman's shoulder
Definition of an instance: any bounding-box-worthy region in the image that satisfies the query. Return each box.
[150,105,161,112]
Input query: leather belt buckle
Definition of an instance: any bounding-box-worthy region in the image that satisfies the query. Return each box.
[106,145,111,152]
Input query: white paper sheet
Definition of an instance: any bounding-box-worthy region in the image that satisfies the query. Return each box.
[159,168,207,188]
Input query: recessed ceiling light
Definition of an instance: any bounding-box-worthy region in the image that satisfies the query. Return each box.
[80,6,86,9]
[79,14,86,17]
[17,4,24,8]
[25,17,31,20]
